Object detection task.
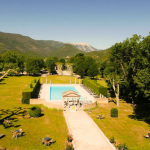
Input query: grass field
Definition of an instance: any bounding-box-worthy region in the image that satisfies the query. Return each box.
[0,76,68,150]
[97,79,108,87]
[87,101,150,150]
[41,75,81,84]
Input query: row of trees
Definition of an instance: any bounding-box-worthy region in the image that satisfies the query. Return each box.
[69,53,99,78]
[0,51,46,74]
[101,34,150,104]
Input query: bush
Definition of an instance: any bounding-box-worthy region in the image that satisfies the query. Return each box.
[110,136,116,144]
[116,143,128,150]
[29,106,41,117]
[65,143,74,150]
[67,134,73,142]
[111,108,118,117]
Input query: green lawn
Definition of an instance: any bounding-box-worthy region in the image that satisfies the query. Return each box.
[0,76,68,150]
[87,101,150,150]
[97,79,108,87]
[41,75,81,84]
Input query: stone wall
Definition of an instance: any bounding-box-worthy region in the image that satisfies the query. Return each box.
[30,99,63,109]
[82,101,97,110]
[95,98,108,104]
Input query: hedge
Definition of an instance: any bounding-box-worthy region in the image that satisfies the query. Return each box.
[111,108,118,117]
[82,78,108,97]
[22,78,40,104]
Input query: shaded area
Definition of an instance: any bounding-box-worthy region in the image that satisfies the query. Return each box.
[128,103,150,124]
[0,107,29,129]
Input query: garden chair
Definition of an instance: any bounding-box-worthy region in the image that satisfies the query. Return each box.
[18,129,23,136]
[40,138,45,145]
[12,131,18,139]
[144,131,150,139]
[4,119,11,124]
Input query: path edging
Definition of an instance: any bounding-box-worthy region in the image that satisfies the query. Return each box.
[63,111,76,150]
[83,111,116,150]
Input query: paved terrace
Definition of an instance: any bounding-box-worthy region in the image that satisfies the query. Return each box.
[64,111,115,150]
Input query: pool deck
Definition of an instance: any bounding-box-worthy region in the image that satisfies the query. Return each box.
[64,111,115,150]
[39,84,95,104]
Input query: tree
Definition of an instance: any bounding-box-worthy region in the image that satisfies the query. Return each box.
[73,55,85,78]
[45,57,55,73]
[75,53,84,58]
[16,67,21,75]
[26,57,44,74]
[84,56,95,75]
[132,34,150,103]
[2,51,17,63]
[103,34,143,105]
[59,58,65,64]
[69,56,75,63]
[87,64,99,78]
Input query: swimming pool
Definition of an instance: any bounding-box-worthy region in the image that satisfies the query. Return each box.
[50,86,84,100]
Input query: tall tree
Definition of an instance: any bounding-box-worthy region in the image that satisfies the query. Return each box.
[26,57,44,74]
[46,57,55,73]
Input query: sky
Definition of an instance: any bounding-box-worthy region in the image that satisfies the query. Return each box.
[0,0,150,49]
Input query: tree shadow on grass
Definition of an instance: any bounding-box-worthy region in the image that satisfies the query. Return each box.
[128,103,150,125]
[0,107,29,129]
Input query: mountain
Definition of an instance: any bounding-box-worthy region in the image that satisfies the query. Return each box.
[50,44,83,59]
[0,31,104,58]
[85,47,111,62]
[0,31,64,57]
[69,43,99,52]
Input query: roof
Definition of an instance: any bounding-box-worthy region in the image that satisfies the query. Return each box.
[62,90,80,97]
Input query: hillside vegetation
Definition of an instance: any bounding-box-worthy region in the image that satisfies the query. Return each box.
[50,44,84,58]
[85,47,111,62]
[0,31,64,57]
[0,31,111,59]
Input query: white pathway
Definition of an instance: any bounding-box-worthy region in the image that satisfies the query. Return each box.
[64,111,115,150]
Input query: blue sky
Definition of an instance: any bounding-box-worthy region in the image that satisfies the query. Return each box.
[0,0,150,49]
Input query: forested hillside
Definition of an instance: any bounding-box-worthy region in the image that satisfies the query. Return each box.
[0,31,64,57]
[49,44,84,59]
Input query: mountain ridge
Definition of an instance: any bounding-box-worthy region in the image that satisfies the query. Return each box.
[0,31,106,58]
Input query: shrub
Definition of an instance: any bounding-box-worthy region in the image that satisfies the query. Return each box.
[111,108,118,117]
[68,134,73,142]
[65,142,74,150]
[116,143,128,150]
[29,106,41,117]
[110,136,116,144]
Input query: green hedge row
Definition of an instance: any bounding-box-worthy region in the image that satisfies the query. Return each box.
[82,78,108,98]
[22,78,40,104]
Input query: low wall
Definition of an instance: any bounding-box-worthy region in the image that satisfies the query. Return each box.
[95,98,108,104]
[82,101,97,109]
[30,99,63,109]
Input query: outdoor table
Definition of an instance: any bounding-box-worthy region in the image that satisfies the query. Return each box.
[44,137,50,141]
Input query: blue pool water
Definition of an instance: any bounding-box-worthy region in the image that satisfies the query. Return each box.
[50,86,84,100]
